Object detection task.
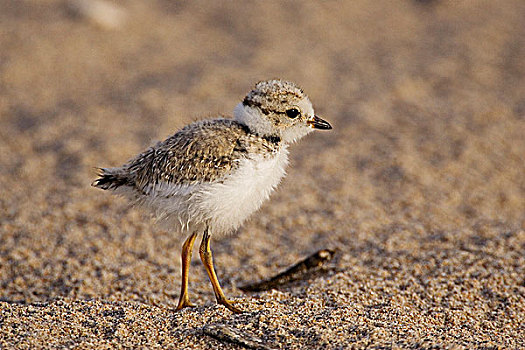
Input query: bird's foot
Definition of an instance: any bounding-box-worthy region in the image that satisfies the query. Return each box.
[176,296,196,310]
[217,297,243,314]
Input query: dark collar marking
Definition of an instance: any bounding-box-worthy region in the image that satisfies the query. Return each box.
[263,135,281,144]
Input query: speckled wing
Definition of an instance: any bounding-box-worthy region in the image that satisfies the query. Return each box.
[93,119,280,195]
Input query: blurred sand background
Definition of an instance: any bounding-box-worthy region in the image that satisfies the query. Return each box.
[1,0,524,348]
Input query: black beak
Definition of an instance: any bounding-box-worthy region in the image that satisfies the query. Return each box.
[307,115,332,130]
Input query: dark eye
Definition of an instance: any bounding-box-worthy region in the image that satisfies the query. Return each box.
[286,108,301,119]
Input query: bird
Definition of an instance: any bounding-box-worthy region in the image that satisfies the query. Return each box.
[92,79,332,313]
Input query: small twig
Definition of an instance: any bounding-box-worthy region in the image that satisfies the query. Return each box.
[239,248,337,292]
[203,324,275,350]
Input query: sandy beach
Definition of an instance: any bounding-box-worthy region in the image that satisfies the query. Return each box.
[1,1,524,348]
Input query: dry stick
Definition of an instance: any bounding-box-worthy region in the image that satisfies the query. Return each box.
[239,249,337,292]
[203,324,275,350]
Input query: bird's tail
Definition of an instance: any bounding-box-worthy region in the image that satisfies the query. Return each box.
[91,167,130,190]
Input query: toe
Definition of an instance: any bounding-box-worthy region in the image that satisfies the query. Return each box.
[176,299,197,310]
[218,298,243,314]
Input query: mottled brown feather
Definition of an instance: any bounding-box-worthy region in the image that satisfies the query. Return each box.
[93,118,282,193]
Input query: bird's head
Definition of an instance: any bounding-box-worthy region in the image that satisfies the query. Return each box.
[234,79,331,143]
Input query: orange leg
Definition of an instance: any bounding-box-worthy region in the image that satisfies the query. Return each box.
[176,232,198,310]
[199,229,242,313]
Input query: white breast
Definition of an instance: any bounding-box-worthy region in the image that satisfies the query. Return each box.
[197,146,289,234]
[133,146,289,235]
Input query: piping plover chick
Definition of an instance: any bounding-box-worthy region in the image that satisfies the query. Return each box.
[92,79,332,313]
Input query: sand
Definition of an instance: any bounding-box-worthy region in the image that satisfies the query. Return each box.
[1,1,524,348]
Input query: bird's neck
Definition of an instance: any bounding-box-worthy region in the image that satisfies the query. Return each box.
[233,103,281,141]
